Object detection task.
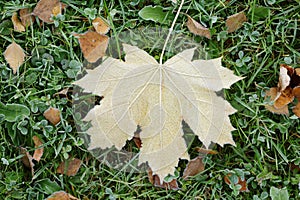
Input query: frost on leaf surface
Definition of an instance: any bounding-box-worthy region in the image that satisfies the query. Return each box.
[74,44,242,181]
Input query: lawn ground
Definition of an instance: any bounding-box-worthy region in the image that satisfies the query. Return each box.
[0,0,300,199]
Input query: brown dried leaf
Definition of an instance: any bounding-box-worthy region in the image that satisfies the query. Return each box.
[274,87,294,109]
[32,136,44,162]
[183,156,205,179]
[20,147,35,176]
[4,42,25,74]
[46,191,79,200]
[295,68,300,76]
[293,86,300,100]
[43,107,61,125]
[186,15,211,39]
[148,168,179,190]
[133,132,142,149]
[12,12,25,32]
[226,11,247,33]
[74,31,109,63]
[194,147,218,155]
[224,174,248,192]
[278,65,292,92]
[33,0,61,23]
[52,3,67,17]
[53,88,70,98]
[19,8,35,27]
[265,87,289,115]
[292,102,300,118]
[92,17,110,35]
[57,158,82,176]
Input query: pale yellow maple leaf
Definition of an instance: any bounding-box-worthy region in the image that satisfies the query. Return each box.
[74,44,242,182]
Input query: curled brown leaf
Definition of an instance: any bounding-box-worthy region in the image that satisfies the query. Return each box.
[43,107,61,125]
[74,31,109,63]
[57,158,82,176]
[186,15,211,39]
[182,156,205,179]
[32,136,44,162]
[226,11,247,33]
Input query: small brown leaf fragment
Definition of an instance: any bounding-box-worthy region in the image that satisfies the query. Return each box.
[20,147,35,176]
[194,147,218,155]
[133,132,142,149]
[46,191,79,200]
[74,31,109,63]
[226,11,247,33]
[12,12,25,32]
[295,68,300,76]
[292,86,300,100]
[53,88,70,98]
[33,0,61,23]
[32,136,44,162]
[183,156,205,179]
[19,8,34,27]
[52,3,67,17]
[43,107,61,125]
[265,87,289,115]
[4,42,25,74]
[186,15,211,39]
[292,102,300,117]
[92,17,110,35]
[278,65,291,92]
[224,174,248,192]
[148,168,179,190]
[57,158,82,176]
[274,87,294,109]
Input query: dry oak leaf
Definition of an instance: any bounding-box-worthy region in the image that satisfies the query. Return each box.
[32,135,44,162]
[226,11,247,33]
[46,191,78,200]
[19,8,35,27]
[73,44,242,182]
[20,147,35,176]
[12,12,25,32]
[4,42,25,74]
[92,17,110,35]
[43,107,61,125]
[33,0,64,23]
[186,15,211,39]
[74,31,109,63]
[57,158,82,176]
[182,156,205,179]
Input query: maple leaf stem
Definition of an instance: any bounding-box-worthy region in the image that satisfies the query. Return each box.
[159,0,185,65]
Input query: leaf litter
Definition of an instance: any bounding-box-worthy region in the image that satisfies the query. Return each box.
[43,107,61,125]
[56,158,82,176]
[265,64,300,117]
[33,0,66,23]
[12,12,25,32]
[74,44,242,182]
[186,15,211,39]
[4,41,25,74]
[74,31,109,63]
[32,135,44,162]
[226,11,247,33]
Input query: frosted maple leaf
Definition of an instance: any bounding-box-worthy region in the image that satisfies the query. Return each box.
[74,44,242,181]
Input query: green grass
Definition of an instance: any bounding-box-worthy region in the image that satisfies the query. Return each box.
[1,0,300,199]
